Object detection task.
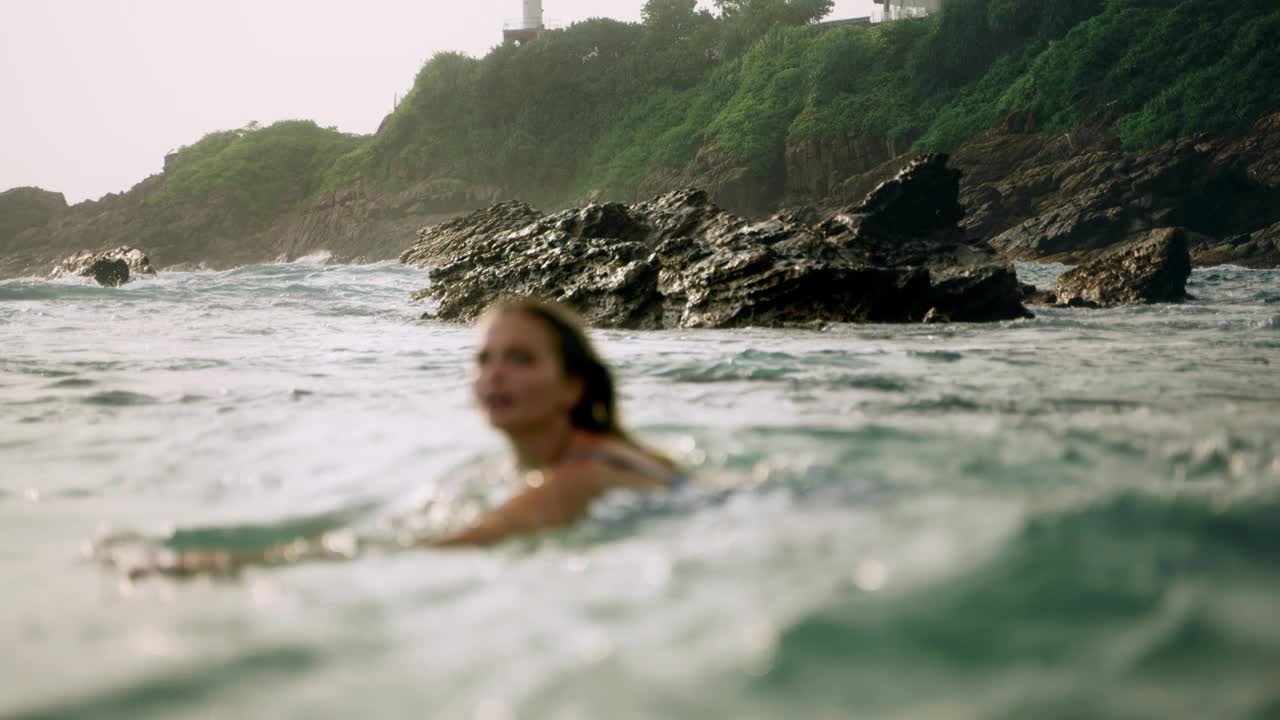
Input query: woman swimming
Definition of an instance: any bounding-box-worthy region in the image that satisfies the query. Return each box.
[99,298,681,576]
[433,297,682,545]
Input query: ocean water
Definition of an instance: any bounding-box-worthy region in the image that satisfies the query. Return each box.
[1,258,1278,719]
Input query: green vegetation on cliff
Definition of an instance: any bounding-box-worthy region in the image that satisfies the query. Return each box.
[150,120,361,218]
[151,0,1280,213]
[1006,0,1280,149]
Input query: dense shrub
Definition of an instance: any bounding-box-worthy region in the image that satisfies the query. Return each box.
[153,121,361,216]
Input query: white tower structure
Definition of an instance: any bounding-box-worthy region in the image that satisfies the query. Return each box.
[505,0,546,43]
[523,0,544,29]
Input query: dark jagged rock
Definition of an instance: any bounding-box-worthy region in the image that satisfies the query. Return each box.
[399,201,545,269]
[50,246,157,286]
[88,259,130,287]
[847,154,965,237]
[1053,227,1192,308]
[402,155,1032,329]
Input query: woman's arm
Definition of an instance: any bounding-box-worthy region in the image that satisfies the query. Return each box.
[431,466,605,547]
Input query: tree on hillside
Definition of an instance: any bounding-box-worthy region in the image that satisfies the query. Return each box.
[642,0,701,36]
[713,0,833,25]
[713,0,835,54]
[641,0,720,87]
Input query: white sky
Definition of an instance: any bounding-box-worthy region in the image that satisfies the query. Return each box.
[0,0,877,203]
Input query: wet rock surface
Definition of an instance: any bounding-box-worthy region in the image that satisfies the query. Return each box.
[50,246,157,287]
[88,259,131,287]
[402,155,1032,329]
[1052,227,1192,308]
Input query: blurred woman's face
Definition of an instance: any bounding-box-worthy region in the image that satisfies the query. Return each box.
[472,310,581,433]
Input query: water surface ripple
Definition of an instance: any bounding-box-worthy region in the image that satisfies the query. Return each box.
[2,259,1278,719]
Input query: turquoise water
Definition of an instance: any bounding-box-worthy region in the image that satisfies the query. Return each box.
[2,258,1278,719]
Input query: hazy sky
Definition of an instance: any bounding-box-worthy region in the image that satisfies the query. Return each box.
[0,0,877,203]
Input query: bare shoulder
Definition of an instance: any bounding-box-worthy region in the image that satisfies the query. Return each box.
[566,432,675,490]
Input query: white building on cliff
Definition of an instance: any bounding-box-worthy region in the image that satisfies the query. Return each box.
[873,0,945,21]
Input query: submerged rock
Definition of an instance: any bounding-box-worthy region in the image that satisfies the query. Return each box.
[50,246,157,287]
[402,155,1032,328]
[1053,227,1192,308]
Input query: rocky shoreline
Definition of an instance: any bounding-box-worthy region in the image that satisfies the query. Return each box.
[3,113,1278,284]
[961,112,1280,268]
[404,150,1208,327]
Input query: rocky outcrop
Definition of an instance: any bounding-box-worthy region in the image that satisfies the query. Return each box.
[627,110,1280,270]
[399,201,543,269]
[952,117,1116,244]
[954,112,1280,267]
[50,246,157,286]
[47,245,154,285]
[1052,227,1192,308]
[86,259,130,287]
[403,155,1032,329]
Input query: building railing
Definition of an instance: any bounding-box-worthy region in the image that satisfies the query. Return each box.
[870,0,943,21]
[817,15,871,28]
[502,18,562,31]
